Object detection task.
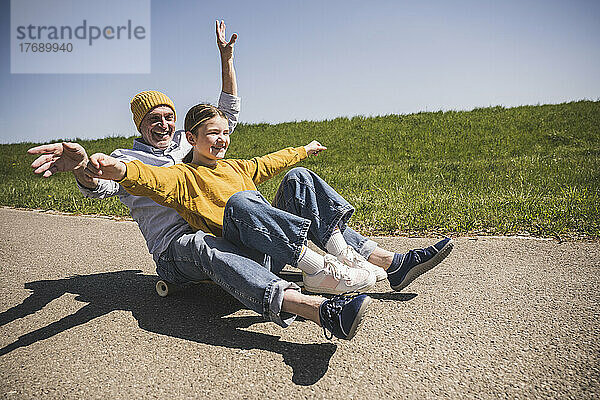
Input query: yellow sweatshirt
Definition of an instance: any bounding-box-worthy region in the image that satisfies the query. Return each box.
[119,146,308,236]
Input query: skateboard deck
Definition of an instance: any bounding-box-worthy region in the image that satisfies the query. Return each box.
[156,268,304,297]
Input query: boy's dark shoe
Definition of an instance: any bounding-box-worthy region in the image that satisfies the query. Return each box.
[388,237,454,291]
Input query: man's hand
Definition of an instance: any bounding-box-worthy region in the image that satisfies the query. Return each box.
[216,19,237,61]
[85,153,127,181]
[304,141,327,156]
[28,142,89,177]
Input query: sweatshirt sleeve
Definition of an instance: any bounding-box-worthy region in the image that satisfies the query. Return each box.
[76,177,124,199]
[218,91,241,134]
[239,146,308,185]
[118,160,185,209]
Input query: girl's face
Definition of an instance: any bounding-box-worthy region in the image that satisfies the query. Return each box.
[186,115,230,166]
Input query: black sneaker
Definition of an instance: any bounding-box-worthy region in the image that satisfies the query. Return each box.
[388,237,454,291]
[319,292,372,340]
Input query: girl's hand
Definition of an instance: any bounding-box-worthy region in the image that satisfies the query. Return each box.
[304,141,327,156]
[85,153,127,181]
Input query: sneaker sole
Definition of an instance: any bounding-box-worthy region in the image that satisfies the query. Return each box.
[304,279,376,295]
[345,296,372,340]
[390,239,454,291]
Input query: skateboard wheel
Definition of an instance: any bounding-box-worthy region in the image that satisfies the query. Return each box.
[156,280,175,297]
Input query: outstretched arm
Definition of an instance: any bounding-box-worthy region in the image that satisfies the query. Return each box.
[28,142,97,189]
[85,153,185,213]
[244,141,327,185]
[216,19,238,96]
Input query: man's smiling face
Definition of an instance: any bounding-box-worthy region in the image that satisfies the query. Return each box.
[139,105,176,149]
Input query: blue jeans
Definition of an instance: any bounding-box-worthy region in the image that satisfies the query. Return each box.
[223,167,378,272]
[156,167,377,328]
[156,232,299,328]
[275,168,378,261]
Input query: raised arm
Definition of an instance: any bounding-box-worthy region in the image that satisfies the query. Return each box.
[216,20,238,96]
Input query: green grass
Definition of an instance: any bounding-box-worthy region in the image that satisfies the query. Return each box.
[2,101,599,238]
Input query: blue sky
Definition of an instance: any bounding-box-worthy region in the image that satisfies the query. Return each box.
[1,0,599,144]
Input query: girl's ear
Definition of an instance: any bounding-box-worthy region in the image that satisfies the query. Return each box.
[186,130,195,146]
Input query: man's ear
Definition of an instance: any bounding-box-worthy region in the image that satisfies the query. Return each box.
[186,131,195,146]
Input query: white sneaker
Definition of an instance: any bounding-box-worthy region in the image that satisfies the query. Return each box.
[303,254,376,294]
[338,246,388,282]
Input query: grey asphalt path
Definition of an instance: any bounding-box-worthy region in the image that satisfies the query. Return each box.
[0,207,598,399]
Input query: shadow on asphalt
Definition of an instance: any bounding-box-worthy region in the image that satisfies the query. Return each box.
[367,292,418,301]
[0,270,338,386]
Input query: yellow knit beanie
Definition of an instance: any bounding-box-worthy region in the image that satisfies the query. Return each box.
[130,90,176,131]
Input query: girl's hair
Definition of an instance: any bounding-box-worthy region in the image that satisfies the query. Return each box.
[184,103,226,135]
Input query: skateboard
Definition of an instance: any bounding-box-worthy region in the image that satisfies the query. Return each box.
[277,268,304,287]
[156,268,304,297]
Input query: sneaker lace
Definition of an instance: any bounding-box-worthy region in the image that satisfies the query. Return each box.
[341,246,356,263]
[343,246,368,266]
[406,247,427,264]
[324,254,351,281]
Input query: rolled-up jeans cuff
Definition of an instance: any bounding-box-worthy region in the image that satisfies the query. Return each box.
[263,278,301,328]
[325,204,354,245]
[358,238,378,260]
